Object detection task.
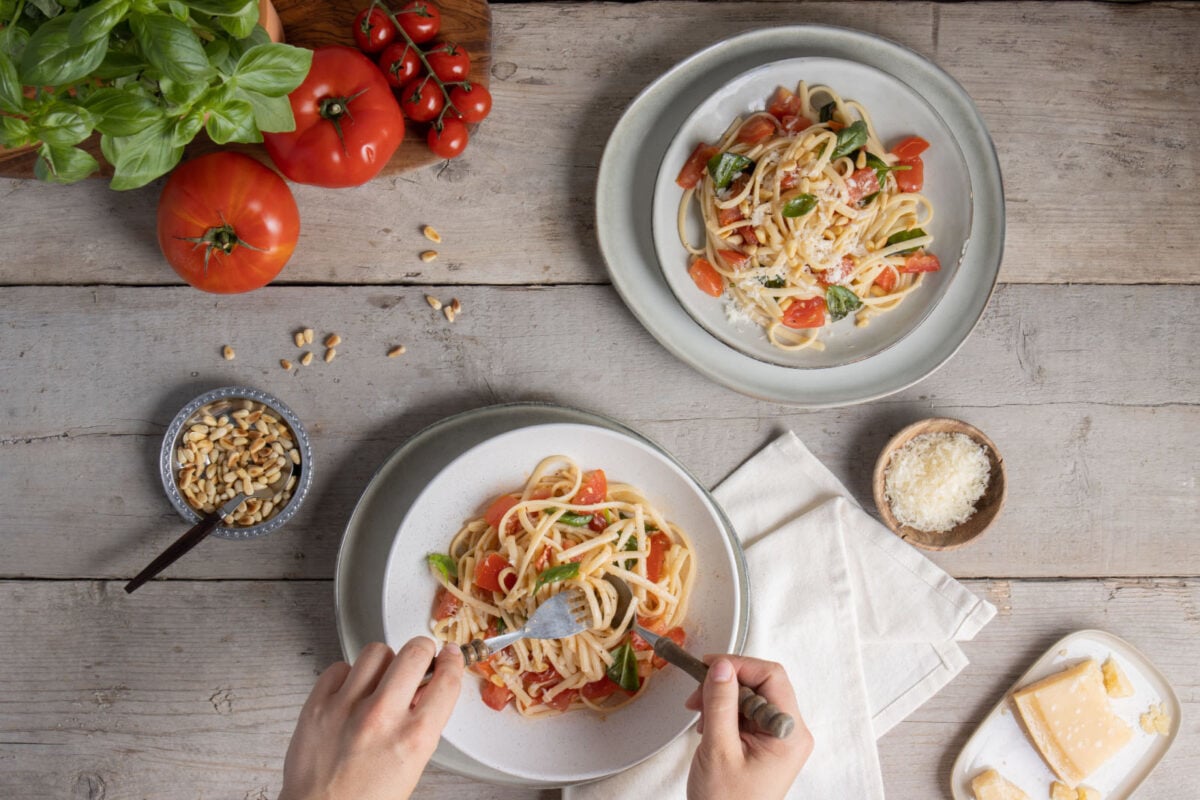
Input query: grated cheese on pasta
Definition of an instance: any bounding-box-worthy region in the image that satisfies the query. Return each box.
[884,432,990,532]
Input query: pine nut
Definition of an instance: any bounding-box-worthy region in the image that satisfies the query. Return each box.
[303,328,314,344]
[387,345,406,358]
[300,351,313,367]
[450,298,462,314]
[420,250,439,263]
[422,225,442,243]
[444,305,457,323]
[324,348,336,363]
[280,359,293,370]
[324,333,341,348]
[425,295,442,310]
[294,331,305,348]
[222,345,235,361]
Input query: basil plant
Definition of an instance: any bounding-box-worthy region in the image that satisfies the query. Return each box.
[0,0,312,189]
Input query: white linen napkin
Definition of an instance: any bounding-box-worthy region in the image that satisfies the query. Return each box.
[565,431,995,799]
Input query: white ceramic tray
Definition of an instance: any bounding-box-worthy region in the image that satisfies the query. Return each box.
[950,629,1182,799]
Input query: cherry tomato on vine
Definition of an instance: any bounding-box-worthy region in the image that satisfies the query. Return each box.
[352,8,395,54]
[428,118,468,158]
[398,76,444,122]
[448,83,491,123]
[157,153,299,294]
[378,40,422,88]
[396,0,441,43]
[425,42,469,82]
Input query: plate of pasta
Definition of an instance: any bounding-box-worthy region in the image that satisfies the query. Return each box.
[653,57,973,368]
[380,422,747,783]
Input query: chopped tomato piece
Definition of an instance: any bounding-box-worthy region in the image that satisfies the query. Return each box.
[581,676,625,701]
[533,545,551,572]
[891,135,930,161]
[676,143,719,189]
[572,469,607,505]
[844,167,880,203]
[736,114,777,145]
[738,225,759,246]
[433,587,461,621]
[780,114,812,134]
[895,156,923,192]
[779,171,800,190]
[522,665,561,695]
[652,627,686,669]
[901,252,941,273]
[588,512,610,533]
[481,679,513,711]
[781,296,827,329]
[485,618,500,639]
[646,532,671,583]
[474,552,514,593]
[688,258,724,298]
[826,120,844,132]
[716,249,750,271]
[766,86,803,120]
[484,494,520,534]
[543,688,579,712]
[717,204,744,227]
[873,265,898,293]
[817,255,855,288]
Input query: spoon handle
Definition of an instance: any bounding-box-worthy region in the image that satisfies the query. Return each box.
[125,511,223,593]
[650,634,796,740]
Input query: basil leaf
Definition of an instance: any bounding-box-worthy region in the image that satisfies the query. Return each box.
[100,118,184,190]
[20,13,109,86]
[35,108,93,146]
[864,151,912,187]
[129,11,213,85]
[495,616,507,633]
[706,151,754,191]
[0,26,30,66]
[782,193,817,218]
[885,228,928,255]
[240,88,294,133]
[534,563,579,592]
[205,38,232,72]
[34,142,98,183]
[217,1,259,40]
[818,100,835,123]
[859,191,878,206]
[619,533,639,570]
[555,510,592,527]
[830,120,868,161]
[0,51,23,114]
[67,0,129,45]
[426,552,457,580]
[606,642,640,693]
[167,0,189,20]
[85,87,163,137]
[184,0,253,14]
[0,115,34,147]
[92,49,147,80]
[28,0,63,18]
[232,43,312,97]
[760,276,786,289]
[205,96,257,144]
[825,285,862,322]
[160,76,208,108]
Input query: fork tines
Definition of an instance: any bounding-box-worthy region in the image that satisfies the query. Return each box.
[567,589,591,625]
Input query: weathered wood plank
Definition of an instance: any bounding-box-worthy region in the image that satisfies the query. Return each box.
[0,579,1194,799]
[0,285,1196,579]
[0,2,1194,286]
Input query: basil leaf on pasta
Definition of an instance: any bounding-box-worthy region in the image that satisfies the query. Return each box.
[607,642,641,693]
[782,193,817,218]
[830,120,868,160]
[865,151,912,187]
[819,101,836,122]
[555,510,593,527]
[760,276,787,289]
[427,552,457,580]
[886,228,927,255]
[825,285,862,322]
[534,562,579,592]
[618,534,639,570]
[706,151,754,190]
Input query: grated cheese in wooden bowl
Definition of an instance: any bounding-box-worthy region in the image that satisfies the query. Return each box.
[884,432,990,532]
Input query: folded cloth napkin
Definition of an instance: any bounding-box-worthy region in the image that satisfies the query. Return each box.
[565,431,995,800]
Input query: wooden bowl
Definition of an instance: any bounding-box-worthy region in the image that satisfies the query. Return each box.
[872,417,1006,550]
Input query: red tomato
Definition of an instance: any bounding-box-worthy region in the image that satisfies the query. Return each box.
[398,75,445,122]
[522,665,560,696]
[716,249,749,271]
[717,203,744,227]
[425,42,470,82]
[544,689,579,712]
[581,676,624,701]
[767,86,803,120]
[263,47,404,188]
[157,153,299,294]
[676,142,718,189]
[781,296,827,329]
[481,680,512,711]
[780,171,799,190]
[688,258,724,298]
[533,545,551,572]
[352,7,394,54]
[736,114,776,145]
[891,135,930,161]
[817,255,855,288]
[448,83,491,123]
[845,167,880,203]
[484,494,519,533]
[396,0,441,43]
[895,156,924,192]
[901,252,941,273]
[588,512,609,533]
[573,470,607,505]
[781,114,812,133]
[474,553,515,593]
[428,118,469,158]
[652,628,686,669]
[433,587,460,620]
[874,265,898,293]
[646,532,671,583]
[378,41,421,88]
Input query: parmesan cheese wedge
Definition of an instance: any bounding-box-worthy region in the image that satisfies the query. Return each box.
[971,769,1030,800]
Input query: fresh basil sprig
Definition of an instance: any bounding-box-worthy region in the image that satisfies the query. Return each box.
[706,151,754,190]
[534,563,580,592]
[885,228,928,255]
[830,120,869,161]
[782,193,818,218]
[864,152,912,187]
[427,553,457,580]
[607,642,641,693]
[552,509,593,527]
[825,285,863,322]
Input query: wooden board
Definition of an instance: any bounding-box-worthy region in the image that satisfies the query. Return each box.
[0,0,491,180]
[0,284,1195,580]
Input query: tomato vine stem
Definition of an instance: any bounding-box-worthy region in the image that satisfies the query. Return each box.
[371,0,469,129]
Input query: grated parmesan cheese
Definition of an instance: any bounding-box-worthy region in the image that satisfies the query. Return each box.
[884,432,990,532]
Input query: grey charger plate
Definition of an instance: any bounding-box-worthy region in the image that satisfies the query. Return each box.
[596,25,1005,407]
[334,401,749,787]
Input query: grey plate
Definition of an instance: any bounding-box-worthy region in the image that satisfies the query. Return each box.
[596,25,1004,407]
[334,402,749,787]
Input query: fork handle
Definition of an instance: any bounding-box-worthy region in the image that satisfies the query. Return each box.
[419,631,525,685]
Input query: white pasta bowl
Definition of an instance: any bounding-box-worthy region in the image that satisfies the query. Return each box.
[380,422,747,784]
[652,56,974,369]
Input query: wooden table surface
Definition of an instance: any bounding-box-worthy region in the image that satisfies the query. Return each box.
[1,2,1197,798]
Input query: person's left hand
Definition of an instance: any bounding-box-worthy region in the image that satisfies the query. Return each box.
[279,637,464,800]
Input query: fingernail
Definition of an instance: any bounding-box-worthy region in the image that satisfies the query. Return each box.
[711,659,734,683]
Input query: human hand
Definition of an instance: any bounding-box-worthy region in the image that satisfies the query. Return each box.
[684,655,813,800]
[279,638,464,800]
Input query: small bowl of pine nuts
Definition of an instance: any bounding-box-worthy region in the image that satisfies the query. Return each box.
[159,386,313,540]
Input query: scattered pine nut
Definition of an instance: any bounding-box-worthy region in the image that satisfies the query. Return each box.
[324,348,336,363]
[422,225,442,243]
[425,294,443,310]
[444,305,457,323]
[293,331,305,348]
[299,351,314,366]
[324,333,341,348]
[302,328,314,344]
[420,250,438,263]
[450,297,462,314]
[222,345,235,361]
[387,345,407,358]
[280,359,293,370]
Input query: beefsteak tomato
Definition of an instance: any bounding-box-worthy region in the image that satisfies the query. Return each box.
[263,46,405,188]
[156,152,299,294]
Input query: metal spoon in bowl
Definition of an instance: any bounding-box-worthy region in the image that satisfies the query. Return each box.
[125,459,294,594]
[602,573,795,739]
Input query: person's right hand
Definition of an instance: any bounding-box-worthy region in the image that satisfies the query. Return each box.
[683,655,813,800]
